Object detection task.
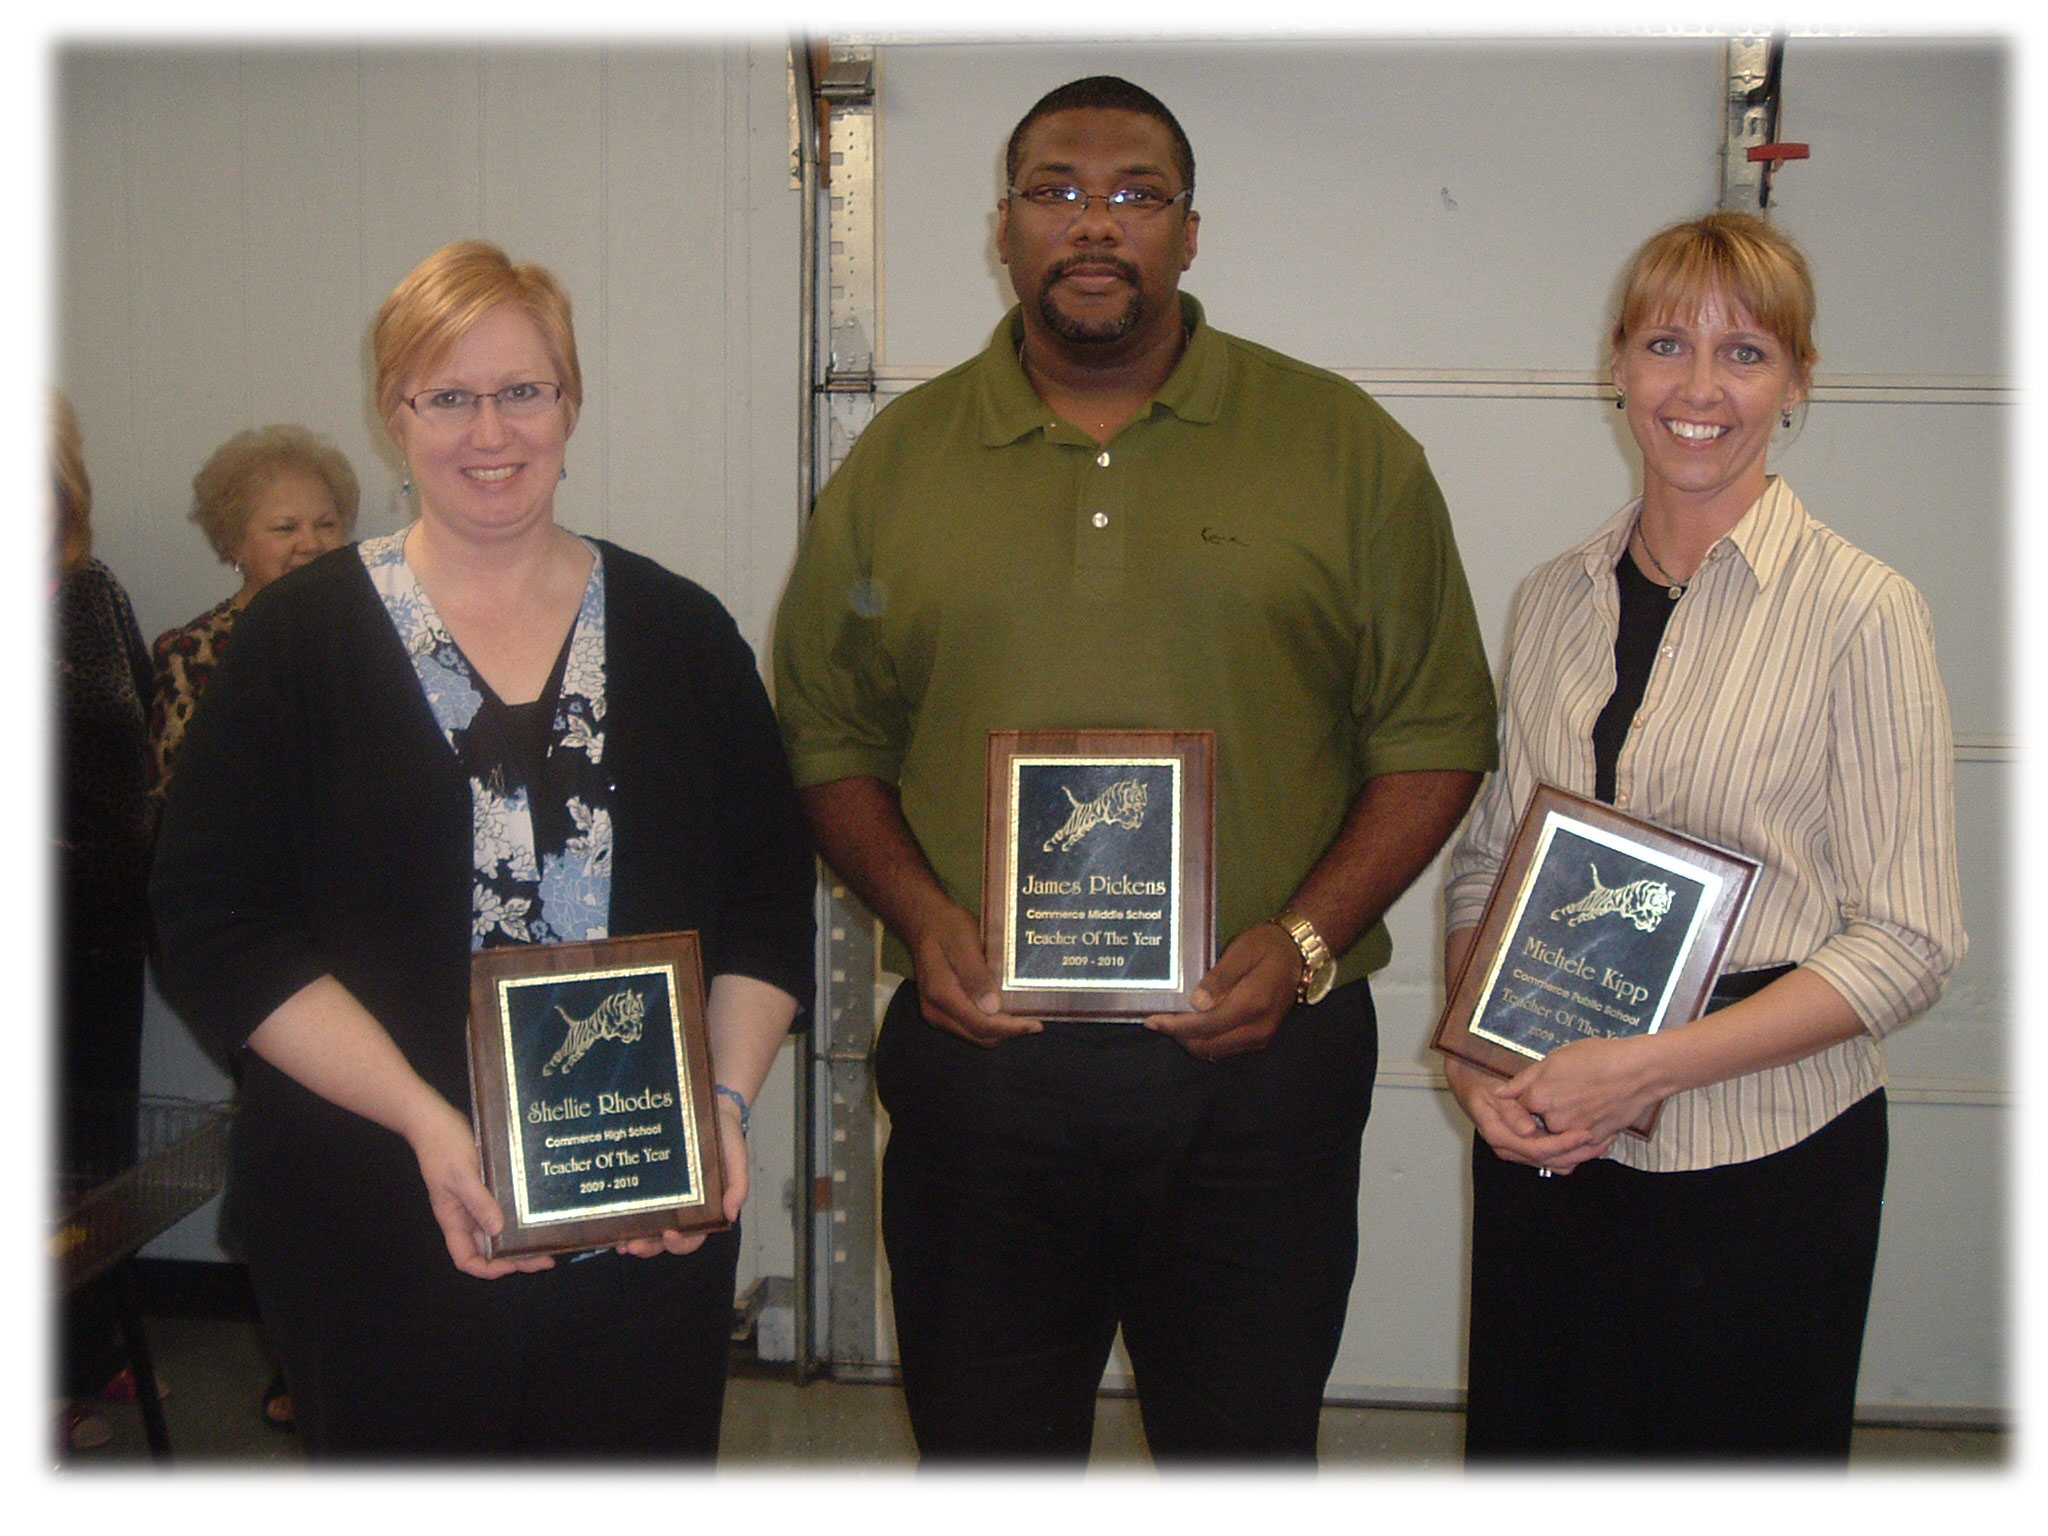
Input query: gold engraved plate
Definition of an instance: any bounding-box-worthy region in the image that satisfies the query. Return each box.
[1003,756,1183,995]
[496,963,708,1229]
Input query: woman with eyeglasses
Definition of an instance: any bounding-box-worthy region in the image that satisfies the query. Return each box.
[1439,211,1965,1460]
[152,241,814,1458]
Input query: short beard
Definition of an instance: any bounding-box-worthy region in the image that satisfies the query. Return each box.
[1036,254,1147,345]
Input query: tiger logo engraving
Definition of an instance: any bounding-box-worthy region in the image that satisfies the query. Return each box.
[1043,779,1149,853]
[541,988,648,1076]
[1549,864,1676,934]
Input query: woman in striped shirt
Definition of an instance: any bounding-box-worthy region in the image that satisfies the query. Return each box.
[1441,211,1965,1461]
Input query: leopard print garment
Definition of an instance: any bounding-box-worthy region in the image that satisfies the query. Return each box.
[148,597,237,802]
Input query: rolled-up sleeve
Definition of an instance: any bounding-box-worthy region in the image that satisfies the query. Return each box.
[1799,577,1968,1035]
[772,444,912,791]
[1354,449,1500,782]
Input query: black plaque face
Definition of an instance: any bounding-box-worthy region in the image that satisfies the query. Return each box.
[1003,756,1182,994]
[1468,817,1716,1059]
[494,961,708,1227]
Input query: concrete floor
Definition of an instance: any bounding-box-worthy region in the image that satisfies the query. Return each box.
[54,1316,2007,1469]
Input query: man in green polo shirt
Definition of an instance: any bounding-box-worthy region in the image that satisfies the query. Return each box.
[774,75,1497,1463]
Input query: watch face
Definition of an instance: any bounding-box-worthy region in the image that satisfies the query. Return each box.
[1303,963,1336,1006]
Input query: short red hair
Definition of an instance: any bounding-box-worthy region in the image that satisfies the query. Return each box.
[373,241,582,426]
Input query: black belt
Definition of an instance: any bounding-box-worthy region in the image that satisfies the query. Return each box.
[1705,963,1795,1012]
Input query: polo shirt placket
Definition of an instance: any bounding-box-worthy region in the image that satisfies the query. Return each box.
[1062,426,1129,588]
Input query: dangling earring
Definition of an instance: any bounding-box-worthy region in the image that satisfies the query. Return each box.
[1780,408,1793,429]
[1614,391,1626,411]
[559,465,568,482]
[400,467,413,497]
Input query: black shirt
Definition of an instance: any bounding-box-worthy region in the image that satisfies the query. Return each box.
[1591,548,1682,804]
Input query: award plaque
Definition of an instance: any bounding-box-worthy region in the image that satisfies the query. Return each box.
[467,931,726,1258]
[1432,784,1761,1138]
[983,729,1215,1019]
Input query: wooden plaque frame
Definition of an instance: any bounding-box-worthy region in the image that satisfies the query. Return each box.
[467,931,726,1258]
[1432,784,1761,1138]
[983,729,1215,1020]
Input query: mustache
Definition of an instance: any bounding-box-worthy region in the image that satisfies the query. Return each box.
[1040,253,1145,293]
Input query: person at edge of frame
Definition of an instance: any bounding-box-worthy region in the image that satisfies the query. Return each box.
[772,75,1498,1464]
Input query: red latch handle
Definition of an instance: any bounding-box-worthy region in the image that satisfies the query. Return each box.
[1746,142,1811,163]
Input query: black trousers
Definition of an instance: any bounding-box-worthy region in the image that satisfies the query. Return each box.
[1464,1088,1888,1463]
[874,978,1378,1464]
[248,1232,740,1460]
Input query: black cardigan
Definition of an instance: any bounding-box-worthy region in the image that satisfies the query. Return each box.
[150,539,814,1295]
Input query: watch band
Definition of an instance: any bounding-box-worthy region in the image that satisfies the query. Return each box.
[1272,907,1337,1005]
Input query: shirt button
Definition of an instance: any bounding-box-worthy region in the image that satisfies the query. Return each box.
[1096,451,1111,467]
[1660,645,1676,658]
[1091,511,1109,529]
[1615,793,1629,808]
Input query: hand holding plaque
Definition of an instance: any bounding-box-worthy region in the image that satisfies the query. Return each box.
[467,931,727,1258]
[1432,785,1760,1138]
[983,730,1215,1020]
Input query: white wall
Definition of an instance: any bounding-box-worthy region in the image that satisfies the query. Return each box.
[865,36,2009,1415]
[56,40,807,1287]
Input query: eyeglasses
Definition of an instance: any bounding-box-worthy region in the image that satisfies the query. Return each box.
[403,381,563,424]
[1006,184,1192,222]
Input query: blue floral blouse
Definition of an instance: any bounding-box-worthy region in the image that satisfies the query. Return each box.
[359,529,612,950]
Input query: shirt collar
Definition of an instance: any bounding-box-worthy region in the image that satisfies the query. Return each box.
[1578,476,1806,592]
[1719,476,1805,589]
[1154,295,1226,424]
[975,292,1222,447]
[1578,501,1640,582]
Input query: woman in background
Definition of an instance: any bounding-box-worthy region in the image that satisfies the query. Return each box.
[149,425,358,1430]
[52,391,155,1453]
[151,241,813,1458]
[150,424,357,797]
[1441,211,1965,1460]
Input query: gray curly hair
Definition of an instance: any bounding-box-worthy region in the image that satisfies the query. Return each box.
[190,424,359,564]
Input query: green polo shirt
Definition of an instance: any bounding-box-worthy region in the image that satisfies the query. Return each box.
[774,296,1497,986]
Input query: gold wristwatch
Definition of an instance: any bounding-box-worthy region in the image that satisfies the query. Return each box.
[1272,907,1336,1005]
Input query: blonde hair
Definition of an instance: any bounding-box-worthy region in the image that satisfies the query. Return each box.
[1613,210,1818,382]
[53,390,92,576]
[189,424,360,564]
[373,241,582,426]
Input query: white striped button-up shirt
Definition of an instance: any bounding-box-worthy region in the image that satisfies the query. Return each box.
[1444,478,1966,1171]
